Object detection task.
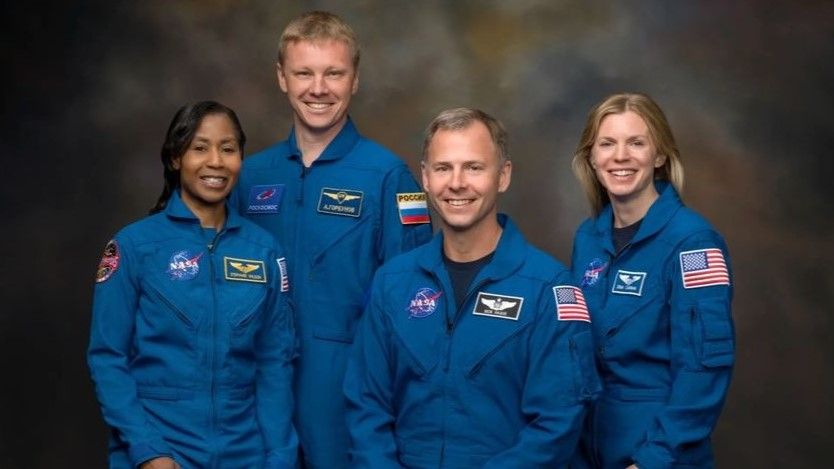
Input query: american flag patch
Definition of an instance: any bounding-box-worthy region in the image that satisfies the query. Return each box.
[553,286,591,322]
[679,248,730,289]
[277,257,290,292]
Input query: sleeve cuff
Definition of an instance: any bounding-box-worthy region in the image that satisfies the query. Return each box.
[128,439,174,468]
[632,444,674,469]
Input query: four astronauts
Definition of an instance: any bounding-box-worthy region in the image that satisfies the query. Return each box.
[88,10,734,469]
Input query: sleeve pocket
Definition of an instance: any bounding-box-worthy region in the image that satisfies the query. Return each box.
[695,298,735,368]
[570,330,602,401]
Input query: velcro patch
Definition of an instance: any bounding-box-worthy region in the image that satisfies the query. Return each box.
[553,286,590,322]
[611,270,647,296]
[473,292,523,320]
[224,257,267,283]
[95,240,120,283]
[167,250,203,281]
[406,287,442,318]
[680,248,730,289]
[247,184,284,214]
[396,192,430,224]
[277,257,289,292]
[317,187,363,217]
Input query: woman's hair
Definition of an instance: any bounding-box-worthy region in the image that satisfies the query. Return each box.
[150,101,246,214]
[572,92,684,215]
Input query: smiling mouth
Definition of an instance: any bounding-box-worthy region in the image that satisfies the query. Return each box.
[610,169,636,177]
[446,199,474,207]
[305,102,332,110]
[200,176,228,188]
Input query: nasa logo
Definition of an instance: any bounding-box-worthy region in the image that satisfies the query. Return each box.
[581,258,608,287]
[406,287,442,318]
[167,250,203,281]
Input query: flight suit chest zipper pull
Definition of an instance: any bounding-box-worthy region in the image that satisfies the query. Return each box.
[297,164,308,204]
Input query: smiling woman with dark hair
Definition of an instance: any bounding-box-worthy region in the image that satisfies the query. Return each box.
[88,101,297,469]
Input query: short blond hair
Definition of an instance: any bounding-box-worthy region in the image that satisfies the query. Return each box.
[422,108,509,162]
[572,92,685,215]
[278,11,360,68]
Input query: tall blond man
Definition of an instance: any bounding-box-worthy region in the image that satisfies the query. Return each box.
[234,11,432,468]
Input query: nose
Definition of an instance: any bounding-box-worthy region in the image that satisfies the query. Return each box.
[449,167,465,190]
[207,148,224,168]
[310,74,328,96]
[613,143,628,162]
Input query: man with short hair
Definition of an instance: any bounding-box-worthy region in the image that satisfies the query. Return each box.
[344,108,600,467]
[234,11,432,468]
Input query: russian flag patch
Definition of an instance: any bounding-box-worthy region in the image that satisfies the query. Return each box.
[396,192,430,225]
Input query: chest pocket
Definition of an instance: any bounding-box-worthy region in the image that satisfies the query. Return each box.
[464,322,530,379]
[597,273,663,335]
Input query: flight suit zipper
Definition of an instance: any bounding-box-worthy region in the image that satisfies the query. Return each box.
[439,278,489,467]
[207,229,222,466]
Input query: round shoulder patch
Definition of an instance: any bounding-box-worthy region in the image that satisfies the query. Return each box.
[96,240,120,283]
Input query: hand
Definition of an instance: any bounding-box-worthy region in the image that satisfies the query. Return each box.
[139,456,180,469]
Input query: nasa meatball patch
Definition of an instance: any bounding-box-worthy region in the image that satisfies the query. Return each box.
[95,240,120,283]
[472,292,523,321]
[406,287,442,318]
[247,184,284,214]
[167,250,203,281]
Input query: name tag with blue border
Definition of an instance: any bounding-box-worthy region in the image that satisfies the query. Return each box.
[224,257,267,283]
[317,187,363,217]
[611,270,646,296]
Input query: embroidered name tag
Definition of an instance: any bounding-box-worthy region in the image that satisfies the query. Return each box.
[247,184,284,214]
[611,270,646,296]
[224,257,267,283]
[317,187,363,217]
[473,292,523,320]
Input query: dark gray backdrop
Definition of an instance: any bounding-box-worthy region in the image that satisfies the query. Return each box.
[4,1,833,467]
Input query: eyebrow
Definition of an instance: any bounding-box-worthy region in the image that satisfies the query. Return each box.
[192,136,238,144]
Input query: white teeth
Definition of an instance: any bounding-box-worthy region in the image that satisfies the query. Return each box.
[447,199,472,206]
[307,103,330,109]
[611,170,635,176]
[201,176,226,187]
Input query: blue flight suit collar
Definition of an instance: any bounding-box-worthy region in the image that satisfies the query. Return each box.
[284,117,361,163]
[593,181,683,255]
[164,189,242,231]
[417,214,525,283]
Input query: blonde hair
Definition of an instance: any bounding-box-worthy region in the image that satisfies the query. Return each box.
[572,92,684,215]
[278,11,360,68]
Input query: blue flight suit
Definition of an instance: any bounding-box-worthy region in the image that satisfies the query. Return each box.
[88,190,297,469]
[570,182,734,469]
[345,215,600,468]
[233,118,432,468]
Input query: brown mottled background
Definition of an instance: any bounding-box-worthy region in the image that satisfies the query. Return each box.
[3,1,832,467]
